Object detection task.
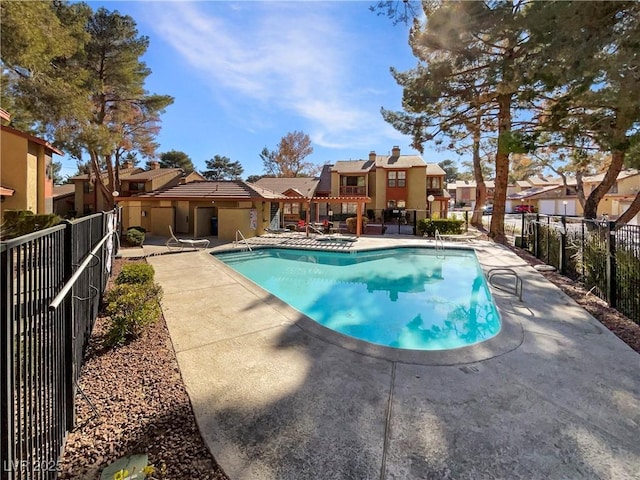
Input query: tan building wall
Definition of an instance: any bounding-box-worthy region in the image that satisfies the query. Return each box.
[1,130,30,213]
[407,167,427,210]
[0,129,55,217]
[150,207,175,236]
[218,208,256,241]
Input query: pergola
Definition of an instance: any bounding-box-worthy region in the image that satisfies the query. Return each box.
[303,196,372,237]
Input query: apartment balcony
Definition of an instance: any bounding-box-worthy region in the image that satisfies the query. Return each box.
[340,186,367,196]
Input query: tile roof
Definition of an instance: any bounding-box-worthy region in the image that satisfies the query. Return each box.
[583,169,639,183]
[376,154,426,169]
[507,184,561,199]
[331,160,376,173]
[425,164,446,175]
[124,181,288,201]
[52,184,75,197]
[254,177,320,197]
[71,167,143,181]
[125,168,183,181]
[316,164,333,193]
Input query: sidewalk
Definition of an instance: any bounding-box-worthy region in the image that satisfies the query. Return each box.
[142,237,640,480]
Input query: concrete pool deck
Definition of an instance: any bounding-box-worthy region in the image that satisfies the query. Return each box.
[130,236,639,479]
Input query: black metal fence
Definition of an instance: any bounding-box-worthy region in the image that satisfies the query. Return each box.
[1,210,118,480]
[520,214,640,325]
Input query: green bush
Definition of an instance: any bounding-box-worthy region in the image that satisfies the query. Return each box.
[0,210,61,240]
[417,218,464,237]
[104,282,163,347]
[345,216,368,234]
[126,228,145,246]
[127,226,146,233]
[116,263,155,285]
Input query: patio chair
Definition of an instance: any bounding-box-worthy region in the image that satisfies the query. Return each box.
[166,225,210,251]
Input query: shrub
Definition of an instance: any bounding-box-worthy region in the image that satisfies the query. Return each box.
[104,282,163,347]
[0,210,61,240]
[418,218,464,237]
[126,228,145,246]
[127,226,146,233]
[345,216,368,234]
[116,263,155,285]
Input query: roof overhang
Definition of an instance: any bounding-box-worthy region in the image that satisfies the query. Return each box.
[0,186,15,197]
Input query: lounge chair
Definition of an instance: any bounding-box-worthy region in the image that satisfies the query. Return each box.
[166,225,210,251]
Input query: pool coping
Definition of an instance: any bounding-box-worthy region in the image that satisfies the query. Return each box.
[209,242,525,366]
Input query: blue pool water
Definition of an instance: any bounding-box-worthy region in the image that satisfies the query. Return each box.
[214,248,501,351]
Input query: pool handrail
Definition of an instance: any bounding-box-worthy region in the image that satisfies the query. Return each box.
[234,230,253,251]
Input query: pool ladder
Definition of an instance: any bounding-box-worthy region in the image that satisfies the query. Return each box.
[488,268,523,301]
[234,230,253,252]
[434,229,445,258]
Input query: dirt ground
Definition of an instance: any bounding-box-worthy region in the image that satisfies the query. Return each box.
[59,248,639,478]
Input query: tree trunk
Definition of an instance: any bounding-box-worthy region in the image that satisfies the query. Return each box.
[489,94,512,242]
[470,119,486,226]
[575,170,586,209]
[90,150,112,208]
[583,149,625,219]
[615,191,640,226]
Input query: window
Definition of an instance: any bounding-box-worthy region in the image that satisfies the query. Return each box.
[83,181,94,193]
[397,200,406,208]
[388,171,406,188]
[342,203,358,214]
[608,182,618,194]
[129,182,146,192]
[387,200,396,209]
[388,171,396,187]
[284,203,300,215]
[428,177,441,189]
[341,176,364,186]
[397,171,406,187]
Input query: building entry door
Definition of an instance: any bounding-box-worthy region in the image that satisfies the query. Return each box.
[176,201,190,233]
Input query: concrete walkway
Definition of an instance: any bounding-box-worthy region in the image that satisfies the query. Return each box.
[128,236,639,479]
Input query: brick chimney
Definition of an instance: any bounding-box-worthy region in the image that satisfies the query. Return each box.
[149,161,160,170]
[391,146,400,157]
[369,151,376,162]
[122,160,133,169]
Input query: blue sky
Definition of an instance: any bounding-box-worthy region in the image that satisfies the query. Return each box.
[61,1,462,179]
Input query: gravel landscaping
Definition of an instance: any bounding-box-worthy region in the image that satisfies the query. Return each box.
[58,258,228,479]
[59,248,639,479]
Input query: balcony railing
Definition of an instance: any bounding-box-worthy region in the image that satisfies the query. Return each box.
[340,186,366,196]
[426,188,444,197]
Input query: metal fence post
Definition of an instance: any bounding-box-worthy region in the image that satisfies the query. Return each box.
[560,215,567,275]
[607,220,617,309]
[63,220,75,431]
[1,245,13,480]
[533,213,540,258]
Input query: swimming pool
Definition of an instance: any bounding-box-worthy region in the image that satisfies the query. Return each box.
[214,247,501,351]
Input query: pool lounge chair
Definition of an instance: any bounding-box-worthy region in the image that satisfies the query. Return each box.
[166,225,210,251]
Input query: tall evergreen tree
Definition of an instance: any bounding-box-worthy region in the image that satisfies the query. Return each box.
[531,1,640,222]
[157,150,195,173]
[384,1,538,240]
[2,3,173,202]
[202,155,244,181]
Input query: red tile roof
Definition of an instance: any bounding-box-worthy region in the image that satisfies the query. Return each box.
[120,181,289,201]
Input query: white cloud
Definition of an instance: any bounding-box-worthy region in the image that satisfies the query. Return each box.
[144,1,398,148]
